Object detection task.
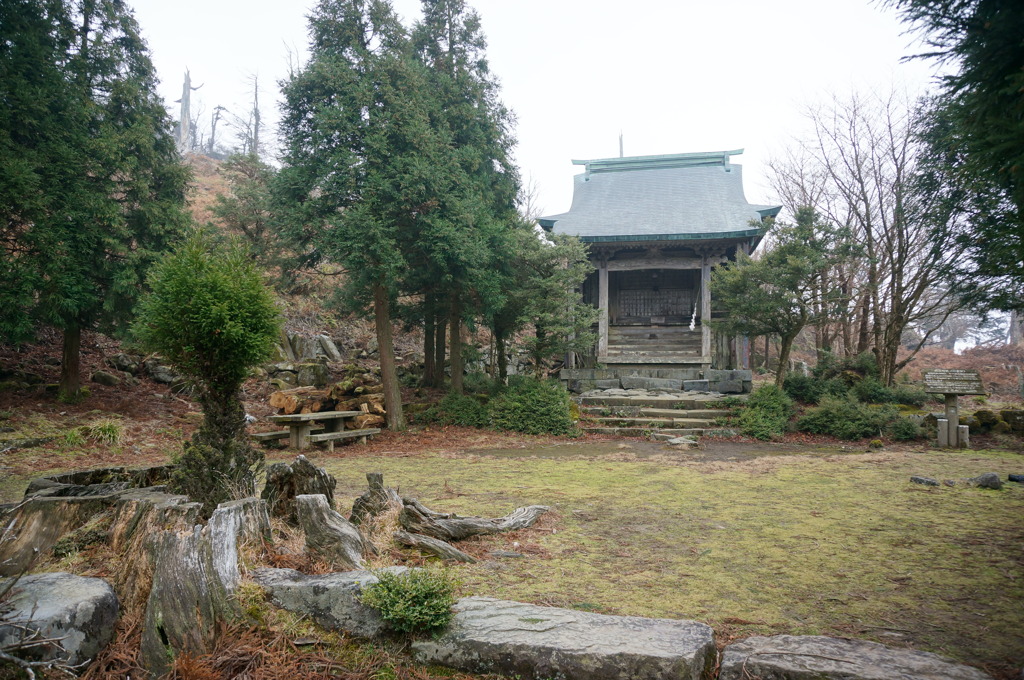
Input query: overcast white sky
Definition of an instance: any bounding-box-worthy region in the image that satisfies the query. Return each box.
[132,0,937,216]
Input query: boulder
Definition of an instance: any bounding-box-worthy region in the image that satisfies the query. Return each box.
[295,494,365,570]
[1000,409,1024,433]
[296,362,332,388]
[718,635,992,680]
[968,472,1003,490]
[143,359,181,385]
[0,572,119,665]
[252,566,407,638]
[90,370,120,387]
[261,455,337,522]
[911,476,940,487]
[106,352,140,374]
[317,335,343,362]
[289,334,320,361]
[411,597,715,680]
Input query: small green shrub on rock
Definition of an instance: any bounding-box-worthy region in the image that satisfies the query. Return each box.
[797,397,899,441]
[738,384,793,440]
[418,392,490,428]
[490,377,578,436]
[362,569,458,635]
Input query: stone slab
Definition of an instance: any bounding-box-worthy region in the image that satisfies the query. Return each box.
[620,376,683,391]
[713,380,745,394]
[719,635,992,680]
[0,572,118,665]
[412,596,715,680]
[253,566,407,638]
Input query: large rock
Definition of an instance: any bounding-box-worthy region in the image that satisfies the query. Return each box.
[261,455,337,522]
[253,566,407,638]
[968,472,1003,490]
[0,572,118,665]
[718,635,992,680]
[317,335,343,362]
[1000,409,1024,433]
[411,597,715,680]
[296,362,332,388]
[295,494,365,569]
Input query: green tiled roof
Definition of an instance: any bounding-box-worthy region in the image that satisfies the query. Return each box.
[538,150,780,242]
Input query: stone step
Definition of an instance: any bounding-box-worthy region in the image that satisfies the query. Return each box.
[581,396,725,409]
[639,408,731,419]
[587,417,715,428]
[412,597,715,680]
[583,427,708,437]
[650,429,738,441]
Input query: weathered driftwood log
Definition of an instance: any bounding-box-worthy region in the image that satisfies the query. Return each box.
[261,455,337,523]
[400,500,550,542]
[295,494,365,570]
[141,497,271,677]
[393,530,477,563]
[269,386,332,415]
[349,472,403,527]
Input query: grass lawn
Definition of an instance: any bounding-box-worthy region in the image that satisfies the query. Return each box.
[308,440,1023,676]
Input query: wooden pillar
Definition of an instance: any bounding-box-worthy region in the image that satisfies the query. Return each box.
[598,260,609,357]
[701,256,711,362]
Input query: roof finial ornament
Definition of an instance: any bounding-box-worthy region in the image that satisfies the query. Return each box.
[619,131,623,158]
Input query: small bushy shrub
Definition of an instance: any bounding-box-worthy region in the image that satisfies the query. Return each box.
[783,374,849,404]
[796,397,899,440]
[361,569,458,635]
[852,377,928,406]
[417,392,490,428]
[888,417,923,441]
[814,351,879,380]
[490,377,578,436]
[737,384,793,440]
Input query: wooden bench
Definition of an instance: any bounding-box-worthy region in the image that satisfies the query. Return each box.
[265,410,368,449]
[252,426,323,442]
[308,428,382,451]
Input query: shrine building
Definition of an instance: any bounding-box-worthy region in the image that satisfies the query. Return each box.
[538,149,780,375]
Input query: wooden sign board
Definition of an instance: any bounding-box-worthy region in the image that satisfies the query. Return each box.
[923,369,986,395]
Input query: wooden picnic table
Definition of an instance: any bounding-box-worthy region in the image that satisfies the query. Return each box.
[264,410,379,450]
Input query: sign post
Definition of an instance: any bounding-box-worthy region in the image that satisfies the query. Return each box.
[923,369,986,448]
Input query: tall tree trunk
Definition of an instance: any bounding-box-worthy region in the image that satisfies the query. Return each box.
[1010,310,1023,346]
[422,302,435,388]
[775,331,797,388]
[449,297,463,394]
[496,332,508,383]
[433,315,447,389]
[373,284,406,431]
[855,291,871,355]
[59,325,82,401]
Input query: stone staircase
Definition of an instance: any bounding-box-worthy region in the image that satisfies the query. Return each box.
[578,393,739,441]
[604,325,703,364]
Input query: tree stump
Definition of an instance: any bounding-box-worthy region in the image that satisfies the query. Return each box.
[400,500,550,542]
[349,472,402,527]
[295,495,365,570]
[261,455,337,523]
[140,497,271,677]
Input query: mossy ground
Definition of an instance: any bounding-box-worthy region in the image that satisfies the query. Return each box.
[317,443,1023,674]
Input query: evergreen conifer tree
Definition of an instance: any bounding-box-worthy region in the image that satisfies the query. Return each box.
[0,0,190,400]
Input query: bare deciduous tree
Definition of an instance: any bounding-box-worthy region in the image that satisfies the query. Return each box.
[771,92,970,384]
